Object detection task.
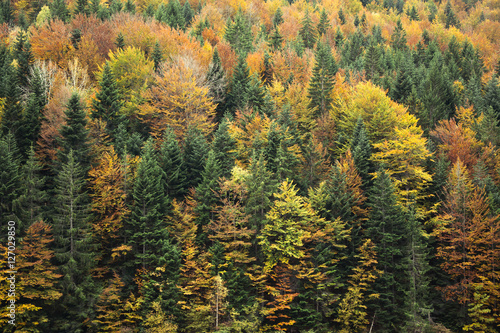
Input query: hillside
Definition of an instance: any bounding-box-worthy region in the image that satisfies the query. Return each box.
[0,0,500,332]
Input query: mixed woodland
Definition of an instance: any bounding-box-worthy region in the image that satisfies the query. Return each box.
[1,0,500,331]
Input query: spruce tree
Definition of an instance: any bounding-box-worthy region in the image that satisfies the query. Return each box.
[484,76,500,119]
[307,41,337,116]
[152,41,163,72]
[226,55,250,113]
[183,0,194,26]
[182,126,209,190]
[91,62,123,138]
[211,118,236,178]
[317,9,330,36]
[365,169,408,331]
[75,0,89,16]
[273,7,284,27]
[268,26,284,51]
[19,71,46,156]
[299,9,316,49]
[127,138,169,270]
[195,149,222,246]
[13,30,34,90]
[224,9,253,56]
[52,150,95,332]
[0,134,21,225]
[115,32,125,50]
[391,19,407,51]
[350,118,373,187]
[338,8,346,25]
[444,0,460,29]
[159,127,186,200]
[57,93,91,172]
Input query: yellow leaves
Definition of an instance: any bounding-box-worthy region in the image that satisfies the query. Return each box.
[140,59,216,139]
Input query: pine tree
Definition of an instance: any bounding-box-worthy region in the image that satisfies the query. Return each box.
[159,127,187,199]
[299,9,316,49]
[52,150,95,332]
[308,41,337,116]
[126,138,168,270]
[57,93,91,172]
[365,169,408,331]
[92,62,123,138]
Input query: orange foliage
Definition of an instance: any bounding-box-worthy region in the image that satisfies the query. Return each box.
[70,14,115,60]
[272,48,314,87]
[217,41,238,77]
[247,50,264,76]
[30,19,72,67]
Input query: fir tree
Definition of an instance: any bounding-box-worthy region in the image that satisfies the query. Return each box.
[268,26,284,51]
[299,9,316,49]
[308,41,337,116]
[19,71,46,156]
[52,150,95,332]
[391,19,407,51]
[224,9,253,56]
[115,32,125,50]
[365,169,408,331]
[75,0,89,16]
[159,127,187,200]
[226,55,251,113]
[182,126,209,190]
[338,8,346,25]
[273,7,284,27]
[124,0,135,13]
[350,118,373,186]
[91,62,123,138]
[0,134,20,225]
[484,76,500,119]
[211,118,236,178]
[13,30,34,90]
[127,138,168,270]
[317,9,330,36]
[183,0,194,26]
[57,93,91,172]
[152,41,163,73]
[444,0,460,29]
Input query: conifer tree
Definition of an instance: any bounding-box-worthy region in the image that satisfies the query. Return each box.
[338,8,346,25]
[350,118,373,186]
[52,150,95,332]
[308,41,337,116]
[211,119,236,178]
[16,146,47,232]
[92,62,123,138]
[484,76,500,119]
[273,7,284,27]
[0,134,20,224]
[57,93,91,172]
[182,126,209,190]
[391,19,407,51]
[127,138,168,270]
[152,41,163,73]
[225,10,253,55]
[159,127,187,199]
[268,26,284,51]
[75,0,89,16]
[115,32,125,50]
[13,30,34,90]
[299,9,316,49]
[226,55,250,113]
[444,0,460,29]
[317,9,330,36]
[19,71,46,156]
[365,169,408,331]
[183,0,194,26]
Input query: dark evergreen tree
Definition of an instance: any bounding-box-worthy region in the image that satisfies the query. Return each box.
[300,9,316,49]
[308,41,337,116]
[224,9,253,55]
[338,7,346,25]
[195,149,222,246]
[247,73,272,115]
[124,0,135,13]
[211,118,236,178]
[115,32,125,50]
[127,138,168,269]
[57,93,91,171]
[75,0,89,16]
[273,7,284,27]
[268,26,284,51]
[0,134,20,225]
[159,126,187,200]
[444,0,460,29]
[391,19,407,51]
[52,150,95,332]
[261,51,273,86]
[365,169,407,331]
[391,55,415,104]
[223,261,255,313]
[114,123,144,158]
[152,41,163,72]
[226,55,251,113]
[350,118,373,187]
[182,126,209,190]
[15,145,47,233]
[484,76,500,119]
[70,29,82,50]
[317,9,330,36]
[354,14,360,27]
[364,41,382,81]
[183,0,194,26]
[334,26,344,48]
[91,62,123,138]
[13,30,34,90]
[0,0,14,24]
[90,0,101,14]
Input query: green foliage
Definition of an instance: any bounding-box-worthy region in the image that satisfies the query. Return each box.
[225,10,253,56]
[159,126,187,199]
[308,41,337,116]
[299,9,316,49]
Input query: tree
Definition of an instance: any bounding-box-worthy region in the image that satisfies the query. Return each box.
[0,134,20,224]
[365,169,408,331]
[4,221,62,332]
[391,19,407,51]
[126,138,168,270]
[308,41,337,116]
[224,10,253,56]
[211,119,236,178]
[350,118,373,186]
[57,93,91,172]
[317,9,330,36]
[444,0,460,29]
[91,62,123,138]
[226,55,251,113]
[159,127,187,200]
[435,160,500,326]
[50,0,69,21]
[152,41,163,73]
[299,9,316,49]
[52,150,95,332]
[75,0,89,16]
[182,126,209,190]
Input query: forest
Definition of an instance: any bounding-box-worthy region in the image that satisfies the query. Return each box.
[0,0,500,331]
